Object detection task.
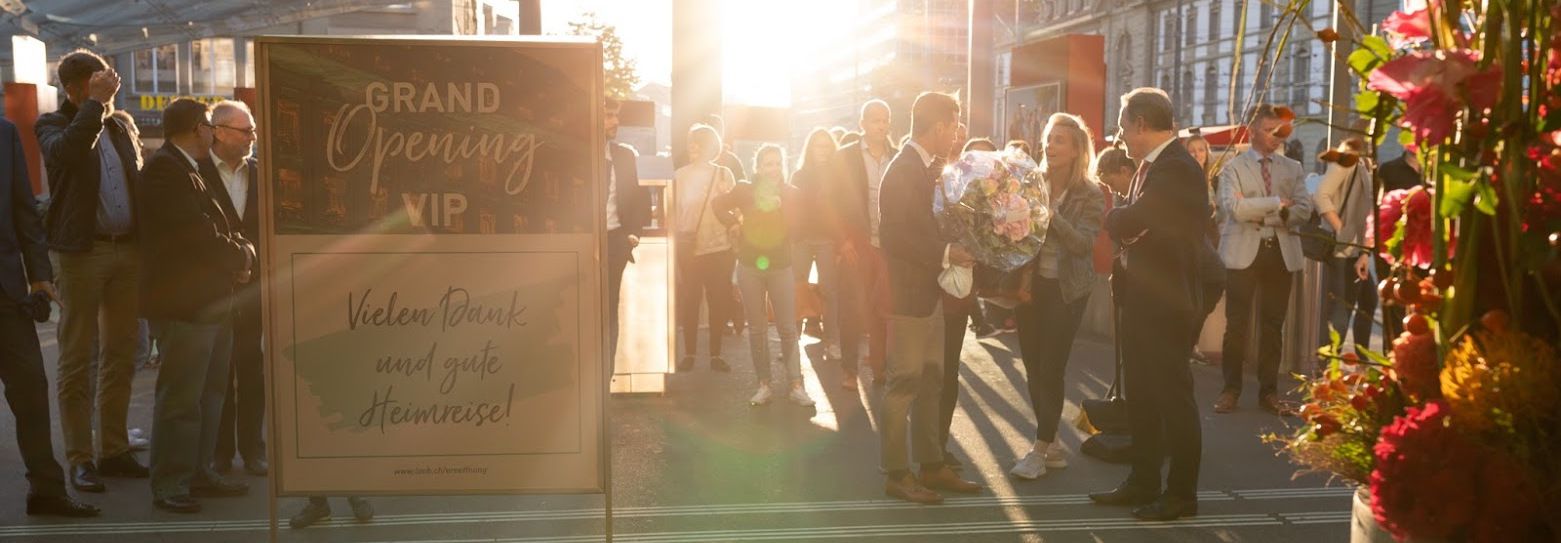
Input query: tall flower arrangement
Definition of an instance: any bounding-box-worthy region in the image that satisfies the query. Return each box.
[1270,1,1561,541]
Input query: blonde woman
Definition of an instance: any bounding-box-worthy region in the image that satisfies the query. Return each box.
[1010,113,1106,480]
[673,124,736,372]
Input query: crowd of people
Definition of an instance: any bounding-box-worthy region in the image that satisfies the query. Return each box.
[0,48,1404,530]
[647,86,1399,520]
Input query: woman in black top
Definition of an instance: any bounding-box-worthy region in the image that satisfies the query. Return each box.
[714,145,816,407]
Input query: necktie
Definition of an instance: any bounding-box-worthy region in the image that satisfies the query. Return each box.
[1261,156,1273,196]
[1128,161,1150,203]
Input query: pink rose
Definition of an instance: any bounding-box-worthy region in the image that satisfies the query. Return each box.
[1381,7,1432,46]
[991,192,1032,242]
[1367,50,1502,145]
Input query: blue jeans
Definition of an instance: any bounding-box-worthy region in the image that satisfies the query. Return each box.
[737,264,799,385]
[149,317,234,499]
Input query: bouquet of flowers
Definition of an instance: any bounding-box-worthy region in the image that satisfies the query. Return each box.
[933,150,1052,272]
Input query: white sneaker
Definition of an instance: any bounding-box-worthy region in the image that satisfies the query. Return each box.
[788,385,815,407]
[1009,449,1047,480]
[827,343,843,360]
[749,384,773,406]
[1045,441,1068,469]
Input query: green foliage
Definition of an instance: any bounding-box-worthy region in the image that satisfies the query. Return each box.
[567,12,640,101]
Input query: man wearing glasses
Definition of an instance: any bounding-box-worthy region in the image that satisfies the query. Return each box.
[141,99,256,513]
[200,101,267,478]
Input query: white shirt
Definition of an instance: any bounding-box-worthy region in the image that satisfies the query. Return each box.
[605,143,620,231]
[862,143,891,247]
[171,144,201,172]
[1036,187,1070,279]
[212,153,250,221]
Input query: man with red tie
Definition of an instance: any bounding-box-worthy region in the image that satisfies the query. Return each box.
[1213,105,1313,416]
[1092,88,1208,521]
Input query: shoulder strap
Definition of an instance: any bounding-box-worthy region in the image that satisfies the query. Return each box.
[688,165,720,234]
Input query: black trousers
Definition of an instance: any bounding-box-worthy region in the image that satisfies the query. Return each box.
[1121,301,1201,499]
[606,230,632,373]
[677,250,732,358]
[1221,241,1293,397]
[0,297,68,497]
[1014,279,1089,442]
[216,291,265,464]
[938,302,970,450]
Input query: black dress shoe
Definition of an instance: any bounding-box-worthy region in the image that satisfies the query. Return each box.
[1132,495,1198,521]
[98,452,149,478]
[71,463,105,493]
[1089,483,1159,506]
[243,459,269,477]
[153,495,202,513]
[26,495,101,517]
[710,357,731,372]
[191,474,250,498]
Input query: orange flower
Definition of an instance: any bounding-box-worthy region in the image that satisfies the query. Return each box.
[1317,28,1340,43]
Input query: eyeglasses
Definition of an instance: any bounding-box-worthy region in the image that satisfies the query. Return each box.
[216,125,257,137]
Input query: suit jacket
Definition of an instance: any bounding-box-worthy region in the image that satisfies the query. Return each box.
[831,140,898,251]
[1105,140,1209,320]
[198,156,259,246]
[138,145,253,322]
[879,143,947,318]
[36,99,143,252]
[1216,149,1313,272]
[608,141,650,234]
[0,119,51,302]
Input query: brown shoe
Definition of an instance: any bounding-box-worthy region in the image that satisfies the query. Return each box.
[1259,394,1294,416]
[919,466,981,495]
[884,474,944,505]
[841,372,859,391]
[1213,391,1239,414]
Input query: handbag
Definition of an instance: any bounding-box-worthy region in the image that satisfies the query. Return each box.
[1079,302,1133,464]
[1299,165,1360,261]
[676,165,721,258]
[1079,303,1130,434]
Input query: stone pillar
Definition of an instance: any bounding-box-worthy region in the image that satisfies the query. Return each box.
[967,0,994,138]
[671,0,721,169]
[518,0,541,34]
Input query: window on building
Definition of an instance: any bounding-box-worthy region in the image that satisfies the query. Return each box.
[1292,44,1313,111]
[132,43,179,94]
[1204,63,1220,125]
[1209,0,1223,44]
[1180,68,1195,121]
[191,38,237,96]
[1184,5,1198,47]
[245,40,255,88]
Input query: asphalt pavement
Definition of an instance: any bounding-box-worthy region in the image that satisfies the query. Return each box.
[0,318,1351,542]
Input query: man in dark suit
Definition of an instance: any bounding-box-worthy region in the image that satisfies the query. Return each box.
[830,99,896,388]
[36,49,149,492]
[198,100,266,477]
[0,117,100,517]
[877,91,979,505]
[604,98,651,371]
[141,99,256,513]
[1092,87,1206,521]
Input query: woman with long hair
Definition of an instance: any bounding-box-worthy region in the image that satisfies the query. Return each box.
[1183,132,1224,367]
[1010,114,1106,480]
[790,129,843,363]
[672,124,736,372]
[714,145,815,406]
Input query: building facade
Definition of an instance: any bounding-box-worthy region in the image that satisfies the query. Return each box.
[791,0,970,141]
[996,0,1404,171]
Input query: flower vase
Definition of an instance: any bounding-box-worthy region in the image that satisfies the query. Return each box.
[1351,488,1395,543]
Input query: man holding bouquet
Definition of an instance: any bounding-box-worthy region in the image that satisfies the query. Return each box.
[877,91,981,504]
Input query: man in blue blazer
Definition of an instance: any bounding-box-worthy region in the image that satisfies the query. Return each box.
[0,117,100,517]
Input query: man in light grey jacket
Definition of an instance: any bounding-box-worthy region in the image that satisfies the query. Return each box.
[1213,105,1313,415]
